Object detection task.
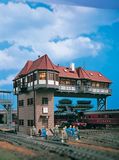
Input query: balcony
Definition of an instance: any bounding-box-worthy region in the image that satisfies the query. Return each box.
[82,87,112,95]
[19,83,27,92]
[14,83,28,94]
[58,85,111,95]
[59,85,79,92]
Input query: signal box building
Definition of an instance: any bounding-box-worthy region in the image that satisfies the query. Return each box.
[13,54,111,134]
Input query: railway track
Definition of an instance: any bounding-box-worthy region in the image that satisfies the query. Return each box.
[79,130,119,149]
[0,132,119,160]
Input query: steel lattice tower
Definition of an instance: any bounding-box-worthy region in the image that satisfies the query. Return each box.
[0,90,13,128]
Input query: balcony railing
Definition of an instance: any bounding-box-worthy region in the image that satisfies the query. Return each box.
[59,85,111,95]
[20,83,27,88]
[82,87,112,95]
[59,85,79,92]
[14,82,111,95]
[15,83,28,93]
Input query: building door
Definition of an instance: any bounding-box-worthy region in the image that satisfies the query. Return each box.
[42,116,48,128]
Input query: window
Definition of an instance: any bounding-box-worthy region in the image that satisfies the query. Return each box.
[42,107,48,113]
[60,79,66,85]
[18,100,24,106]
[27,76,30,83]
[14,80,21,87]
[42,97,48,105]
[100,83,104,88]
[39,72,46,80]
[109,115,112,118]
[104,114,108,118]
[27,98,34,105]
[55,74,59,81]
[99,114,104,118]
[70,80,76,85]
[105,83,109,88]
[65,80,70,85]
[18,80,20,87]
[60,78,76,85]
[48,73,54,80]
[22,78,26,86]
[33,73,37,81]
[27,120,34,126]
[19,119,24,125]
[27,74,33,83]
[92,82,96,87]
[96,83,100,87]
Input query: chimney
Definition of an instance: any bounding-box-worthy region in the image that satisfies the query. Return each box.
[38,55,40,58]
[70,63,75,71]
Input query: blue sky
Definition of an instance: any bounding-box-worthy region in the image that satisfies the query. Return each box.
[0,0,119,110]
[36,0,119,9]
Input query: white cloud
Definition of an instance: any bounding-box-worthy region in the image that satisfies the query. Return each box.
[0,44,36,70]
[0,2,55,40]
[0,36,102,68]
[52,5,119,38]
[46,37,102,62]
[0,2,118,69]
[0,52,15,70]
[0,74,15,86]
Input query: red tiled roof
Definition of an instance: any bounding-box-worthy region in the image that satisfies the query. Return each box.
[20,61,33,75]
[14,54,111,83]
[14,54,58,80]
[76,67,90,79]
[76,67,111,83]
[56,66,79,79]
[28,54,58,72]
[14,60,33,80]
[85,70,111,83]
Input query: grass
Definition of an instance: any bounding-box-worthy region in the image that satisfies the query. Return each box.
[0,148,32,160]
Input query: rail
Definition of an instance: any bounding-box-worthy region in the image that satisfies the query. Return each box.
[0,131,119,160]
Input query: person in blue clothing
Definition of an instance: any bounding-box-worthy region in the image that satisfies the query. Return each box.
[76,126,80,140]
[72,125,77,139]
[67,125,73,140]
[41,126,47,139]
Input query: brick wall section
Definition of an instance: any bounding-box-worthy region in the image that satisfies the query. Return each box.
[18,90,54,134]
[35,91,54,131]
[18,92,34,134]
